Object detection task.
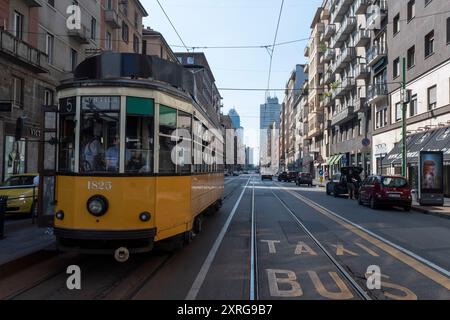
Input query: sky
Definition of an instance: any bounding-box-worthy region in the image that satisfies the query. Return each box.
[142,0,323,161]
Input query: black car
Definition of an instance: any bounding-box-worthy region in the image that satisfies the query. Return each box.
[296,172,313,187]
[278,171,297,182]
[326,167,363,197]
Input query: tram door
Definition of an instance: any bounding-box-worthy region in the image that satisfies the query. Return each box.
[38,105,58,227]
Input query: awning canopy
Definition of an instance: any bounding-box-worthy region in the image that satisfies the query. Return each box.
[327,155,337,165]
[331,154,343,165]
[382,126,450,167]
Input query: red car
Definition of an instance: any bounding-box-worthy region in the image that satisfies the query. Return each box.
[358,175,412,211]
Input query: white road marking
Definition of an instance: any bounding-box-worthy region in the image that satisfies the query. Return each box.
[250,178,258,300]
[185,178,251,300]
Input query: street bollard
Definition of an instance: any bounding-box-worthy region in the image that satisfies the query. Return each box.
[0,195,7,239]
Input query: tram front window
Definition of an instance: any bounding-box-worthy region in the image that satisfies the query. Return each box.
[80,96,120,173]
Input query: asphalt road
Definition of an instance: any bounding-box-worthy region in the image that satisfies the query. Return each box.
[1,174,450,300]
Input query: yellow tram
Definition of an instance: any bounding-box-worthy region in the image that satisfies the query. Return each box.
[39,53,224,260]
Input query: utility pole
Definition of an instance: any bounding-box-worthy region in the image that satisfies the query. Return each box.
[401,58,407,178]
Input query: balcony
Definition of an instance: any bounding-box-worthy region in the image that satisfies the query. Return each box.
[323,48,335,62]
[323,94,333,107]
[308,112,324,138]
[68,25,90,44]
[334,16,356,44]
[323,24,336,41]
[366,46,387,67]
[304,63,309,74]
[304,45,310,57]
[0,30,48,73]
[354,29,370,47]
[341,76,356,92]
[333,47,356,73]
[321,7,331,20]
[324,69,335,84]
[104,9,121,29]
[316,23,325,34]
[355,0,370,15]
[367,83,388,104]
[332,0,353,23]
[331,105,355,127]
[367,0,388,30]
[354,97,367,112]
[355,64,369,79]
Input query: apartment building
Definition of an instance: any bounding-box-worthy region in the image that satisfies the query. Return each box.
[142,27,178,63]
[322,0,375,177]
[373,0,450,195]
[0,0,147,180]
[304,7,326,178]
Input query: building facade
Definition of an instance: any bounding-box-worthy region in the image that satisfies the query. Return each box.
[0,0,147,181]
[260,96,281,167]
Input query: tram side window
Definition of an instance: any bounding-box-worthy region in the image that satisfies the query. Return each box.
[58,97,76,172]
[159,105,177,174]
[176,111,192,174]
[80,96,120,173]
[202,124,209,173]
[125,97,154,174]
[193,118,203,173]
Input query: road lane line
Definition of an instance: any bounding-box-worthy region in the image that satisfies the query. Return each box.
[277,184,450,290]
[271,189,371,300]
[186,177,251,300]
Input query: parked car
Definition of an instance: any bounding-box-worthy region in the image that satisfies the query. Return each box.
[0,173,39,215]
[278,171,297,182]
[326,167,363,197]
[296,172,313,187]
[358,175,412,211]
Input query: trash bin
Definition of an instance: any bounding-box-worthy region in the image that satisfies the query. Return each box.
[0,195,7,239]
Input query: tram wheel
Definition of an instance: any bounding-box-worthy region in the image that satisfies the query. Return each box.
[194,216,203,234]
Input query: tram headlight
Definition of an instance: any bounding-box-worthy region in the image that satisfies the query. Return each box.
[87,195,108,217]
[139,212,151,222]
[55,210,64,220]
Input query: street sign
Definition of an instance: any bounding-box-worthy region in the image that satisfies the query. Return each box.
[362,138,371,147]
[319,170,324,176]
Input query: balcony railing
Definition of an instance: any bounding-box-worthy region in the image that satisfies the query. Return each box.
[304,45,310,57]
[331,105,355,126]
[355,64,369,79]
[332,0,353,23]
[367,83,388,103]
[324,69,335,84]
[104,9,121,29]
[355,0,370,15]
[323,48,336,62]
[354,97,367,112]
[354,29,370,47]
[334,16,356,44]
[366,45,387,67]
[0,30,48,73]
[333,47,356,73]
[323,24,336,41]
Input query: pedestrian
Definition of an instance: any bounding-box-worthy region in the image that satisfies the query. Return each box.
[346,170,356,200]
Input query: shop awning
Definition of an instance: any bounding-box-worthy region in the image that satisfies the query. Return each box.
[382,127,450,167]
[327,155,337,165]
[331,154,343,165]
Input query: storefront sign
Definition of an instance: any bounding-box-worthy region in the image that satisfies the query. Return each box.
[419,151,444,206]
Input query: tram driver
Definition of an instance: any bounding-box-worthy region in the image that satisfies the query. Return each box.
[81,127,103,172]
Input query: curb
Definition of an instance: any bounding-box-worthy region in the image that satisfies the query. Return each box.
[411,206,450,220]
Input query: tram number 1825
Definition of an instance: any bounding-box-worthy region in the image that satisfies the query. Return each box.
[88,181,113,190]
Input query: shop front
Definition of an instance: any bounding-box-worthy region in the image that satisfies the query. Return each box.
[382,126,450,197]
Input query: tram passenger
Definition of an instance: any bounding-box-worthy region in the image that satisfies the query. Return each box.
[81,129,103,172]
[106,135,120,171]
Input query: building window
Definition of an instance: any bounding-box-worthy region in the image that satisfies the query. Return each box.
[91,17,96,40]
[358,120,362,136]
[107,0,113,9]
[13,77,24,107]
[122,22,129,42]
[425,30,434,57]
[44,89,54,106]
[410,94,417,117]
[427,85,437,110]
[393,57,400,78]
[375,107,388,129]
[393,14,400,35]
[395,102,402,122]
[46,33,54,64]
[13,11,23,40]
[407,46,415,68]
[48,0,55,7]
[134,11,138,28]
[70,49,77,71]
[106,31,112,51]
[133,34,139,53]
[407,0,415,21]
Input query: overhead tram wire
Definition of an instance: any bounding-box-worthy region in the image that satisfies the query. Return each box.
[155,0,190,52]
[266,0,285,98]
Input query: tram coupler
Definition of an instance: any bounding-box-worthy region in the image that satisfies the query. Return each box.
[114,247,130,263]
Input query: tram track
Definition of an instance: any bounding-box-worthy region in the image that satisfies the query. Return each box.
[269,186,371,300]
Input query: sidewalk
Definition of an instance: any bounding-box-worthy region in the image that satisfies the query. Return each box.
[411,198,450,220]
[0,218,55,267]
